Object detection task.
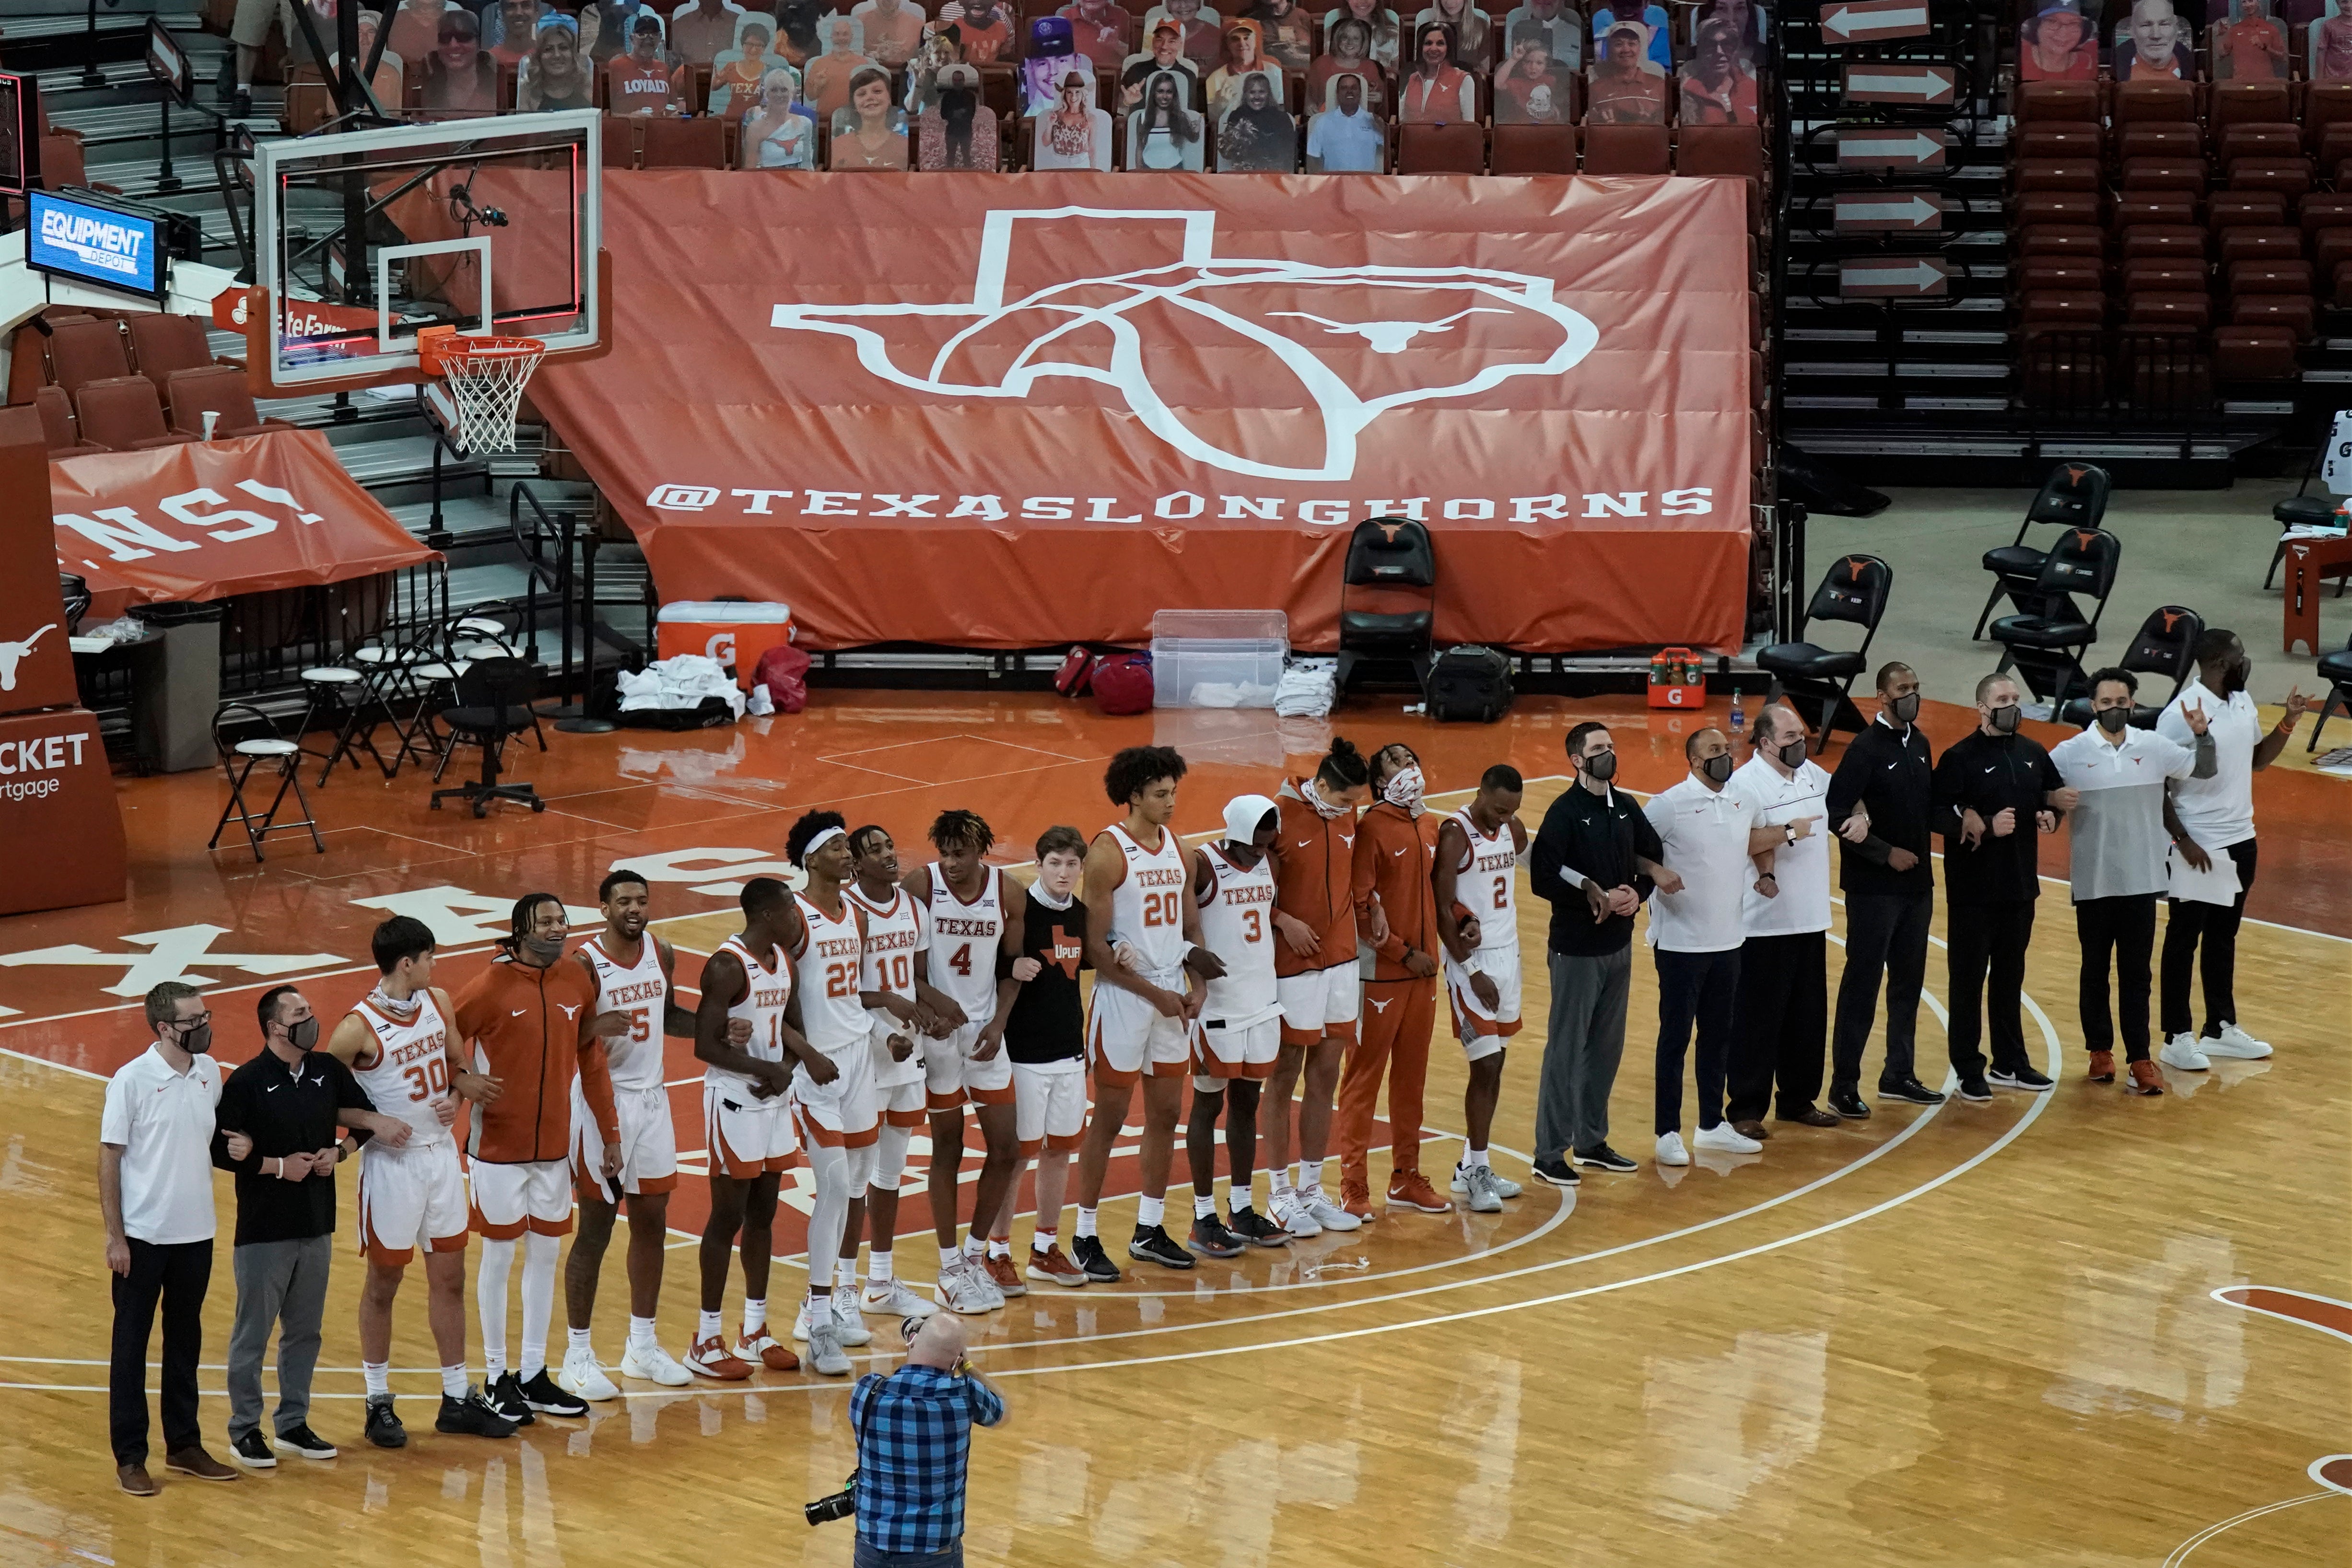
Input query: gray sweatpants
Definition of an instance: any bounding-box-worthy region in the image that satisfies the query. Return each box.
[1534,947,1633,1161]
[227,1234,332,1441]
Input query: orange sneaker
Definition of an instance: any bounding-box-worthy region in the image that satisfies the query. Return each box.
[984,1253,1029,1298]
[1025,1244,1088,1287]
[735,1329,799,1373]
[2086,1050,2115,1083]
[1339,1177,1378,1222]
[1386,1170,1452,1214]
[686,1335,752,1380]
[2125,1059,2165,1096]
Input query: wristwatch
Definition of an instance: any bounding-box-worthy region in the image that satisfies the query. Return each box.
[1782,822,1798,846]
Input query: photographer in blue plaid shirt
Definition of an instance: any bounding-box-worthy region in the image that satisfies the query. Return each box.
[850,1311,1006,1567]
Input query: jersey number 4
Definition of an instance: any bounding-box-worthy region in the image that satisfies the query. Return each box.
[947,942,972,977]
[400,1055,450,1103]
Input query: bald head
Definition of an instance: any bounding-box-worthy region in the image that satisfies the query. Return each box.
[906,1310,969,1369]
[1684,726,1727,762]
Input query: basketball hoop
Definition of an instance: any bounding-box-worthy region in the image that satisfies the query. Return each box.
[417,327,545,455]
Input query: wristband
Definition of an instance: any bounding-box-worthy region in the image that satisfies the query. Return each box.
[1756,872,1777,882]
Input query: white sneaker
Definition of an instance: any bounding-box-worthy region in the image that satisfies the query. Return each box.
[2205,1023,2273,1059]
[1655,1132,1691,1167]
[1451,1161,1523,1199]
[556,1345,619,1403]
[792,1297,822,1342]
[935,1259,998,1315]
[1270,1191,1324,1237]
[805,1322,852,1378]
[1693,1122,1764,1155]
[619,1340,692,1387]
[2159,1032,2212,1072]
[861,1277,938,1319]
[830,1285,874,1346]
[1302,1192,1362,1232]
[1461,1163,1504,1214]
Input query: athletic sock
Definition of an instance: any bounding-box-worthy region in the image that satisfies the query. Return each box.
[962,1233,988,1260]
[742,1299,766,1337]
[698,1309,723,1342]
[1464,1147,1491,1169]
[835,1259,858,1289]
[518,1231,559,1381]
[869,1251,894,1286]
[1194,1194,1217,1218]
[1284,1163,1301,1191]
[939,1244,963,1269]
[627,1315,658,1352]
[441,1364,468,1400]
[1075,1206,1099,1240]
[1032,1228,1056,1254]
[477,1236,515,1381]
[566,1326,592,1354]
[987,1238,1011,1260]
[363,1361,391,1400]
[1136,1195,1165,1228]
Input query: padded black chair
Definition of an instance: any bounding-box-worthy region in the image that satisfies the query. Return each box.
[1973,462,2113,639]
[1335,516,1436,692]
[431,656,546,817]
[2308,630,2352,751]
[1755,553,1893,755]
[1989,526,2122,709]
[2057,605,2202,728]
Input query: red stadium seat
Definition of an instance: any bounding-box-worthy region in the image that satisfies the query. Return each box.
[2018,257,2107,292]
[2227,259,2312,295]
[34,384,108,456]
[2021,291,2106,328]
[2013,159,2098,192]
[1398,122,1484,175]
[1675,125,1763,182]
[601,117,638,171]
[2300,194,2352,234]
[45,317,132,401]
[2113,192,2197,228]
[126,314,220,402]
[2211,80,2291,129]
[2122,260,2208,295]
[2018,81,2100,122]
[2019,223,2106,257]
[2117,122,2200,162]
[2018,191,2099,226]
[2126,292,2211,330]
[1582,124,1669,176]
[2229,295,2315,336]
[2113,80,2197,125]
[2014,125,2103,159]
[2208,192,2287,230]
[2120,159,2205,193]
[74,376,198,450]
[641,116,727,169]
[2228,159,2313,199]
[2219,123,2300,164]
[1489,124,1577,174]
[2217,227,2304,266]
[2212,325,2299,381]
[2121,225,2208,261]
[164,366,298,440]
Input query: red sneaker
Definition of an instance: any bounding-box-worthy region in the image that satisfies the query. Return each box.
[686,1335,752,1380]
[1386,1170,1452,1214]
[984,1253,1029,1298]
[735,1328,798,1372]
[2125,1059,2165,1097]
[1339,1178,1378,1222]
[2086,1050,2116,1083]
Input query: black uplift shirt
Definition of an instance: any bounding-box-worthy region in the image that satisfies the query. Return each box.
[1528,779,1663,957]
[210,1047,375,1246]
[1931,728,2064,905]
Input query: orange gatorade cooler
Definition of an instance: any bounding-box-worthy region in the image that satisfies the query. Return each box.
[1647,645,1705,709]
[655,602,795,689]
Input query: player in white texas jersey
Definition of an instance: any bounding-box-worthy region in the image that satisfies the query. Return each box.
[1072,747,1225,1282]
[1182,794,1294,1259]
[1433,764,1532,1214]
[558,869,751,1401]
[898,810,1022,1311]
[324,916,513,1447]
[782,811,881,1377]
[688,877,810,1382]
[843,825,953,1321]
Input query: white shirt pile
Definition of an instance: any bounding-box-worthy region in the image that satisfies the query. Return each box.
[616,655,747,720]
[1274,658,1337,718]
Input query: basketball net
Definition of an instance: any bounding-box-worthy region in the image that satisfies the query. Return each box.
[418,329,546,455]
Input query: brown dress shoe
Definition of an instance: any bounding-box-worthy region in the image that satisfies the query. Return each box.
[1729,1119,1772,1141]
[164,1447,239,1482]
[1775,1106,1842,1128]
[117,1463,159,1497]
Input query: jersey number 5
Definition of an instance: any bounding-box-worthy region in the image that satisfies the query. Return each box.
[400,1055,450,1103]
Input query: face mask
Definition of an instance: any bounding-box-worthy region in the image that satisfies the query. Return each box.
[1581,750,1618,782]
[368,985,421,1022]
[1777,737,1807,769]
[1382,763,1426,816]
[287,1015,320,1051]
[1299,777,1349,819]
[2223,661,2249,695]
[1988,703,2021,735]
[177,1021,214,1054]
[2095,706,2132,735]
[520,934,567,965]
[1888,692,1920,725]
[1698,753,1734,784]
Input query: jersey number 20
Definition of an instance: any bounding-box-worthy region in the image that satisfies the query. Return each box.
[1142,890,1181,927]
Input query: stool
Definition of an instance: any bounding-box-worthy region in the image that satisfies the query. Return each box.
[297,666,386,785]
[208,702,325,862]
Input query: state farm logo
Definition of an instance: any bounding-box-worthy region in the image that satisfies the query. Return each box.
[768,207,1599,482]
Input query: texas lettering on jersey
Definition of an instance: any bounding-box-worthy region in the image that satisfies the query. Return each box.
[932,913,995,938]
[602,976,666,1011]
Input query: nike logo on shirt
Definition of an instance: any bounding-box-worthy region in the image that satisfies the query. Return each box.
[1391,847,1407,857]
[509,1008,528,1017]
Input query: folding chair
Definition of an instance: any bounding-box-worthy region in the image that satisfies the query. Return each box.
[2308,630,2352,751]
[1335,515,1437,693]
[297,664,393,784]
[431,657,547,817]
[350,641,442,774]
[1973,461,2112,639]
[1989,527,2122,710]
[1755,554,1893,755]
[2055,605,2202,729]
[208,701,326,861]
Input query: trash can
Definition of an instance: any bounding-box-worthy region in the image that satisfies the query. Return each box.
[128,601,224,774]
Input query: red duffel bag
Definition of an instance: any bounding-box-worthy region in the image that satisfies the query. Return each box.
[1090,652,1153,715]
[754,643,811,714]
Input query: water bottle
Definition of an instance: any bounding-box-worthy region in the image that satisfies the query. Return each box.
[1729,689,1745,735]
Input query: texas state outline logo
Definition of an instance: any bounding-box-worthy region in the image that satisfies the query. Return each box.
[769,206,1601,483]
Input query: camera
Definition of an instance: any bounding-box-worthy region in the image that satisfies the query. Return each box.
[805,1471,857,1527]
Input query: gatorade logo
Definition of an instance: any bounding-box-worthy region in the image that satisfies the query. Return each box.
[706,632,737,665]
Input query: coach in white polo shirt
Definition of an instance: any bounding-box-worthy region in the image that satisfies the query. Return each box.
[101,982,238,1496]
[1724,706,1834,1140]
[1642,727,1793,1168]
[2156,629,2312,1068]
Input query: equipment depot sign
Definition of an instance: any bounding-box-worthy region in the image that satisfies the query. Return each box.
[530,172,1758,653]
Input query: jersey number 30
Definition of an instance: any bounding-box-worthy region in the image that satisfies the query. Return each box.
[400,1055,450,1103]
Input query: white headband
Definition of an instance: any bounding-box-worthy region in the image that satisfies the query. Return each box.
[799,825,848,863]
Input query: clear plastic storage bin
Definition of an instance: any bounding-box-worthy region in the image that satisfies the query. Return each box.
[1150,610,1288,710]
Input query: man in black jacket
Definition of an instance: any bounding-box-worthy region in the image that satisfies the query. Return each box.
[1932,672,2079,1100]
[1527,721,1675,1183]
[1823,662,1947,1118]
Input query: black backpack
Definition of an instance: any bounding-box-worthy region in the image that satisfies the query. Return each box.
[1425,645,1514,723]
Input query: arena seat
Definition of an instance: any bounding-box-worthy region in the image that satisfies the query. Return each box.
[164,366,299,440]
[2113,191,2196,228]
[2229,295,2315,336]
[74,376,199,451]
[641,115,727,168]
[2113,79,2195,126]
[126,315,221,401]
[1489,123,1576,174]
[2212,324,2300,381]
[2017,81,2100,122]
[2119,159,2205,193]
[46,318,133,401]
[2016,124,2103,159]
[2117,122,2200,162]
[2019,257,2107,292]
[2208,192,2286,231]
[33,384,108,456]
[1397,122,1484,175]
[1581,123,1668,176]
[1676,124,1762,183]
[2014,158,2098,192]
[602,116,639,170]
[2229,258,2312,295]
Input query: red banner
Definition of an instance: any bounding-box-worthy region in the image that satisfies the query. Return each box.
[49,430,438,605]
[529,171,1755,652]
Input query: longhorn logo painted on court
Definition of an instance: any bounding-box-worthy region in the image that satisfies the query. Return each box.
[767,207,1600,483]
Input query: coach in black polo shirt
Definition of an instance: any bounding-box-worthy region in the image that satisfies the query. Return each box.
[1527,721,1672,1183]
[1931,673,2078,1101]
[211,985,401,1469]
[1823,661,1947,1118]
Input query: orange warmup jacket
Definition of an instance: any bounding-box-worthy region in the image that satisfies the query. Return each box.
[1271,778,1359,977]
[1354,801,1441,982]
[454,953,618,1165]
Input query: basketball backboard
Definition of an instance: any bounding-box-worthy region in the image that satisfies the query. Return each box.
[245,108,605,395]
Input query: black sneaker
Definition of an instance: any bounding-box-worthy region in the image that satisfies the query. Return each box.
[1878,1077,1946,1106]
[229,1429,276,1469]
[1955,1077,1993,1103]
[517,1368,587,1417]
[364,1398,406,1450]
[1127,1225,1196,1270]
[481,1372,536,1427]
[1988,1065,2054,1092]
[232,87,252,118]
[1227,1206,1292,1247]
[1828,1087,1871,1121]
[1569,1144,1638,1174]
[1531,1156,1581,1186]
[1071,1234,1123,1283]
[1187,1215,1245,1258]
[436,1388,518,1439]
[271,1424,337,1461]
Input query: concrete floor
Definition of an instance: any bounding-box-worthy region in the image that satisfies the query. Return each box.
[1806,479,2345,712]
